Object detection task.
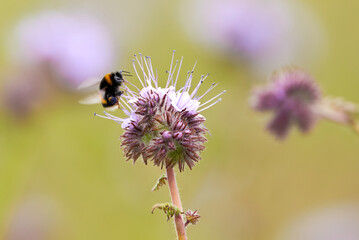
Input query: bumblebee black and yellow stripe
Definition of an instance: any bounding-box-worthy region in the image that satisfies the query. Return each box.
[101,98,107,104]
[104,73,113,85]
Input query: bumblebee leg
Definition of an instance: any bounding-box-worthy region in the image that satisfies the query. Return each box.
[115,91,124,97]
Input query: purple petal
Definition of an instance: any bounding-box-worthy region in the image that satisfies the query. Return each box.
[268,108,291,139]
[252,89,279,111]
[291,102,316,133]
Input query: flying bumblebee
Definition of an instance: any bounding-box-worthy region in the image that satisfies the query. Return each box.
[79,70,131,110]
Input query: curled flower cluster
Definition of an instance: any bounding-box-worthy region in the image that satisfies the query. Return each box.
[251,67,320,139]
[184,210,201,227]
[152,174,167,191]
[151,203,182,221]
[96,52,224,171]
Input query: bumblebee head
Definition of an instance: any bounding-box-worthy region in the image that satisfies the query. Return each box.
[108,96,118,105]
[111,72,123,84]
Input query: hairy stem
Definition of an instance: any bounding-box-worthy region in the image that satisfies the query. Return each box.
[166,167,187,240]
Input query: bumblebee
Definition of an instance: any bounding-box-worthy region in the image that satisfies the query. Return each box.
[99,71,126,108]
[79,70,131,110]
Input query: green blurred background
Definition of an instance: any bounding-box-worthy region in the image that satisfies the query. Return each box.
[1,0,359,239]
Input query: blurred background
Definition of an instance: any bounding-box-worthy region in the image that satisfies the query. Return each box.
[1,0,359,239]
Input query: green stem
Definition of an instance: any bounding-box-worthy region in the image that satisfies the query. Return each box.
[166,167,187,240]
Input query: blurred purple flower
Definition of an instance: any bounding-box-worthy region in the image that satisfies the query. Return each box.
[181,0,324,75]
[251,67,320,139]
[206,0,289,60]
[278,205,359,240]
[1,71,48,120]
[4,196,62,240]
[11,11,115,88]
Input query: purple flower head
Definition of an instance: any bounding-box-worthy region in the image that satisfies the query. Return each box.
[11,11,115,88]
[251,67,320,139]
[96,52,225,171]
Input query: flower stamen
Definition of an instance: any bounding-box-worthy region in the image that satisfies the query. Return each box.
[198,98,222,112]
[196,82,218,101]
[198,90,226,108]
[132,59,145,88]
[174,56,184,89]
[166,50,176,88]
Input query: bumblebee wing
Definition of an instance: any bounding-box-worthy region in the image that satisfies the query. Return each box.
[77,77,102,89]
[79,93,102,105]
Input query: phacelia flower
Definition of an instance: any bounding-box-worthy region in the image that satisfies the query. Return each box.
[96,52,225,171]
[251,67,320,139]
[10,11,115,89]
